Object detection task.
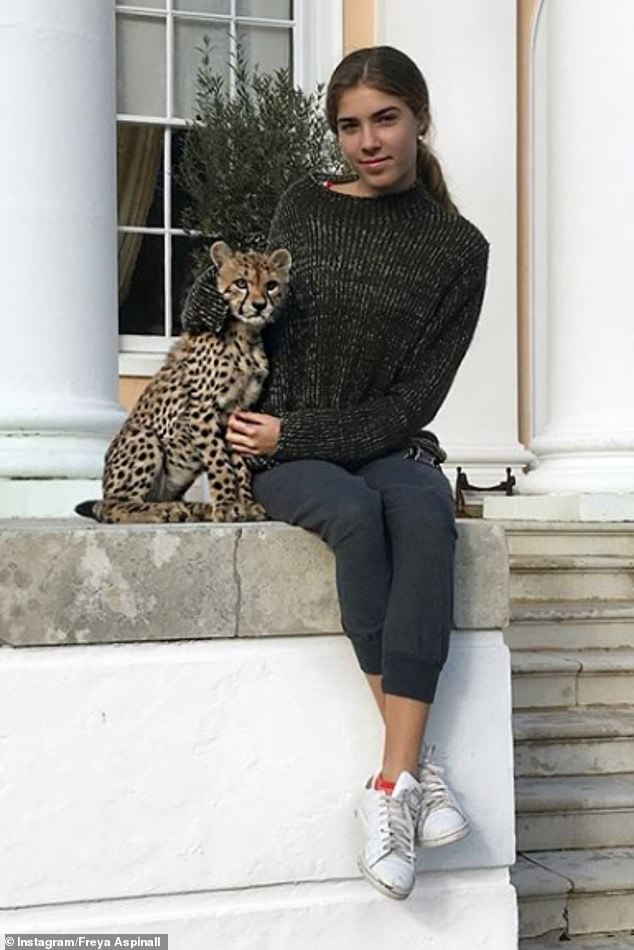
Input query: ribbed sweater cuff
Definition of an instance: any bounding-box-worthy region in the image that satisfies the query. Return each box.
[275,416,290,457]
[348,642,443,704]
[382,653,443,703]
[275,413,321,460]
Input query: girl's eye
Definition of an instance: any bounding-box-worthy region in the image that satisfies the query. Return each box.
[234,278,248,289]
[379,114,397,124]
[266,280,279,292]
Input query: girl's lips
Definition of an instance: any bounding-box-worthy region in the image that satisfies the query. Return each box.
[361,157,388,166]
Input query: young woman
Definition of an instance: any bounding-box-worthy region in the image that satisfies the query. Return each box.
[185,45,489,901]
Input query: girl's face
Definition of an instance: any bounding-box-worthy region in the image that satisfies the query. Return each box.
[335,84,423,197]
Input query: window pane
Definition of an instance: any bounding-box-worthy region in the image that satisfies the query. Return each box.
[174,21,230,119]
[236,24,291,74]
[173,0,230,11]
[172,236,210,335]
[116,15,166,116]
[118,0,166,8]
[117,124,164,226]
[119,234,165,335]
[236,0,292,17]
[171,130,190,229]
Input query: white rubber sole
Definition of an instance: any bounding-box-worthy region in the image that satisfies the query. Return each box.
[417,818,470,849]
[357,852,413,901]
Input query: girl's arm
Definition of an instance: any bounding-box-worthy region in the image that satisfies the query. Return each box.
[181,262,231,334]
[272,247,489,466]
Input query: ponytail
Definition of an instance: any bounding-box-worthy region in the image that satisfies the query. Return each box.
[417,140,458,214]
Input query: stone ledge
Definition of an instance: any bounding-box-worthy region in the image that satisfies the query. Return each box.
[0,870,518,949]
[0,518,509,647]
[485,493,634,522]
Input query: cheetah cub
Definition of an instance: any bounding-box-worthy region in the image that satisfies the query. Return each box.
[75,240,291,523]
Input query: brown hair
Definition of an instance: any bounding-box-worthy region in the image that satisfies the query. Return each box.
[325,46,458,213]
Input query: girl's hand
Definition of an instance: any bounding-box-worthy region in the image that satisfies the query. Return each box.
[227,411,281,456]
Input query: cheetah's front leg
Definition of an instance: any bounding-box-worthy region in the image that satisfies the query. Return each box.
[194,427,246,521]
[227,446,267,521]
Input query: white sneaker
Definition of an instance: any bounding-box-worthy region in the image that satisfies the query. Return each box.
[417,746,470,848]
[357,771,422,900]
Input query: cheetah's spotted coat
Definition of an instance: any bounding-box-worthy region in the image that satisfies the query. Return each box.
[75,240,291,523]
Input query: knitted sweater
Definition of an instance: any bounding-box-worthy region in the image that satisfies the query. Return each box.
[182,174,489,467]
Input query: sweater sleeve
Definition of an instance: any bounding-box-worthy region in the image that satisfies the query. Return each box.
[266,181,298,255]
[274,243,489,465]
[180,262,231,334]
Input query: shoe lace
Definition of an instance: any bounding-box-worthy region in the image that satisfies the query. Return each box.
[419,761,453,812]
[377,791,417,860]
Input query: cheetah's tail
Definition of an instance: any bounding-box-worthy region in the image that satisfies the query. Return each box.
[75,500,99,520]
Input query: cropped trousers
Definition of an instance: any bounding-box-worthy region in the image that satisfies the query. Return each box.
[252,450,457,703]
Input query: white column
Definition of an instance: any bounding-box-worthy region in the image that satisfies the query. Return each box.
[523,0,634,497]
[377,0,532,484]
[0,0,125,516]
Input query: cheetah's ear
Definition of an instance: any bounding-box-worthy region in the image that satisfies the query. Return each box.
[210,241,233,268]
[268,248,292,273]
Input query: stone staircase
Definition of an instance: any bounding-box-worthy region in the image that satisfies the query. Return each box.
[502,522,634,948]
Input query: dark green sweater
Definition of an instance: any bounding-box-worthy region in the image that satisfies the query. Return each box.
[183,174,489,467]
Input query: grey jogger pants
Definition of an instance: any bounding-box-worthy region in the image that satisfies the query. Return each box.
[252,450,457,703]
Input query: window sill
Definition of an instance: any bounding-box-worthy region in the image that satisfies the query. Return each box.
[119,350,170,378]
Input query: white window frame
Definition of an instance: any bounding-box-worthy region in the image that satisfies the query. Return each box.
[117,0,343,378]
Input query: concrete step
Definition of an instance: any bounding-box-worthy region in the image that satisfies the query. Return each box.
[507,603,634,650]
[511,649,634,709]
[510,555,634,603]
[516,774,634,850]
[521,932,634,949]
[514,708,634,776]
[512,852,571,938]
[504,522,634,559]
[513,848,634,938]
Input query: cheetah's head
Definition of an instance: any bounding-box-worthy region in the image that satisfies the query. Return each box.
[210,241,292,329]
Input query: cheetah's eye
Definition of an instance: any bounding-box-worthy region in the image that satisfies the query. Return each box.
[265,280,279,292]
[234,278,248,289]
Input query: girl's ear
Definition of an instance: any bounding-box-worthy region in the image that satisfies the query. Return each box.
[417,105,430,138]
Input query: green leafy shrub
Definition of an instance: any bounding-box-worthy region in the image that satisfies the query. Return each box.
[177,40,342,271]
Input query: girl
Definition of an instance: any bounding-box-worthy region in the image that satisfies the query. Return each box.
[185,45,489,901]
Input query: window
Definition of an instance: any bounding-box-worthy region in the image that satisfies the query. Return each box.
[116,0,342,376]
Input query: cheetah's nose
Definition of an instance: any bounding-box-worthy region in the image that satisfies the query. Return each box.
[253,300,267,313]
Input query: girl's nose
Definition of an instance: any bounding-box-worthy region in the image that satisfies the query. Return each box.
[360,124,380,151]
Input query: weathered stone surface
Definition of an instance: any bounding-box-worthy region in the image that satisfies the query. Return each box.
[518,848,634,937]
[454,520,510,630]
[236,520,509,636]
[0,520,238,645]
[237,523,341,636]
[0,517,509,647]
[517,809,634,852]
[511,853,570,939]
[520,934,634,949]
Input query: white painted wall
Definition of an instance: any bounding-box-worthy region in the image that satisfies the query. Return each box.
[0,632,516,946]
[1,872,516,949]
[377,0,530,480]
